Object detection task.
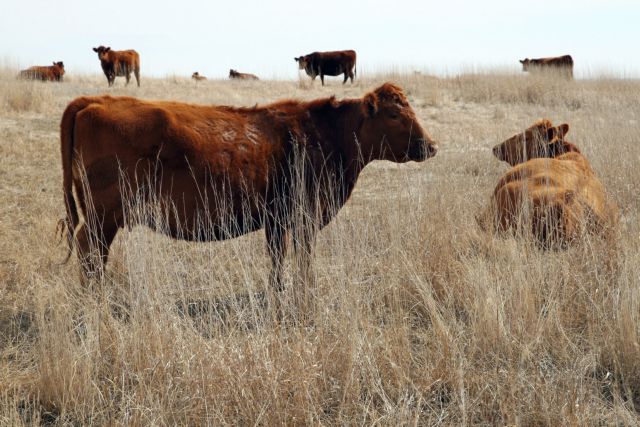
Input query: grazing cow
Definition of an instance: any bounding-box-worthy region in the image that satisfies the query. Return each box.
[519,55,573,79]
[19,62,65,82]
[192,72,207,81]
[59,83,438,288]
[92,46,140,87]
[294,50,356,85]
[229,69,259,80]
[481,120,617,247]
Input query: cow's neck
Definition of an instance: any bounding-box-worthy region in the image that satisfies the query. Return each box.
[307,98,370,201]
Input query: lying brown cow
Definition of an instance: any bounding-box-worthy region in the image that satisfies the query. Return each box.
[192,71,207,81]
[519,55,573,79]
[295,50,356,85]
[481,119,617,247]
[229,69,259,80]
[19,61,65,82]
[93,46,140,87]
[59,83,438,287]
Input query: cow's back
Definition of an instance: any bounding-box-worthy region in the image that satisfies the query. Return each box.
[492,154,615,242]
[70,96,291,235]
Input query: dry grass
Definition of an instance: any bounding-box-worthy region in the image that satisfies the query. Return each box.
[0,68,639,425]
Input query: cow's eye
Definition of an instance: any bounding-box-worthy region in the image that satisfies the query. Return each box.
[389,112,399,120]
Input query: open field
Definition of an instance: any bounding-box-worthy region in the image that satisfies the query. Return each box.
[1,69,639,425]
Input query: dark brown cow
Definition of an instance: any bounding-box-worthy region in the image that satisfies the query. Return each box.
[229,69,259,80]
[192,72,207,81]
[19,62,65,82]
[295,50,356,85]
[92,46,140,87]
[520,55,573,79]
[59,83,438,288]
[480,119,617,247]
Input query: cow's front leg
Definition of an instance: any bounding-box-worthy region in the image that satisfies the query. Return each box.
[265,218,288,292]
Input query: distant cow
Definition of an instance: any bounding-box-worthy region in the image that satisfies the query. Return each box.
[229,69,259,80]
[192,72,207,81]
[481,119,617,247]
[19,62,65,82]
[295,50,356,85]
[59,83,438,287]
[520,55,573,79]
[92,46,140,87]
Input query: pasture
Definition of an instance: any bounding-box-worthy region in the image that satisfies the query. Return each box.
[0,69,639,425]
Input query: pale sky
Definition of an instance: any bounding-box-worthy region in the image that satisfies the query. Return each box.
[1,0,639,79]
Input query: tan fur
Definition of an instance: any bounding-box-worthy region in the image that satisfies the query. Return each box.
[19,62,65,82]
[484,120,617,246]
[229,69,259,80]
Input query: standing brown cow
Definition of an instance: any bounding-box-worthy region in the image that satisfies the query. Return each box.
[480,119,617,247]
[229,69,259,80]
[295,50,356,85]
[59,83,438,288]
[93,46,140,87]
[19,62,65,81]
[519,55,573,79]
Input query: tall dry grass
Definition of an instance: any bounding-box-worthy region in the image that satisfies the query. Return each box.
[0,68,639,425]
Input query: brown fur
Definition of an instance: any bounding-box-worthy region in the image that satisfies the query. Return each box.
[93,46,140,87]
[191,72,207,81]
[483,120,617,246]
[519,55,573,79]
[19,62,65,82]
[294,50,356,86]
[229,69,259,80]
[59,83,438,286]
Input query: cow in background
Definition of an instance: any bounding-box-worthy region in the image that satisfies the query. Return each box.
[520,55,573,79]
[229,69,259,80]
[20,62,65,82]
[93,46,140,87]
[295,50,356,85]
[192,72,207,81]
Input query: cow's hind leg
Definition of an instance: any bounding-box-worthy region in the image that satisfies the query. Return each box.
[75,221,119,286]
[134,68,140,87]
[343,72,348,84]
[125,72,131,86]
[265,220,288,292]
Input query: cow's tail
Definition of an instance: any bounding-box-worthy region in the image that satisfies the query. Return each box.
[57,98,89,263]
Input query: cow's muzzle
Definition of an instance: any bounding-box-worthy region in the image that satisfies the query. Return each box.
[410,139,438,161]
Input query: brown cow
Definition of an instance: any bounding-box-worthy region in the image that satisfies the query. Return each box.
[19,62,65,82]
[481,119,617,247]
[520,55,573,79]
[295,50,356,85]
[192,72,207,81]
[92,46,140,87]
[229,69,259,80]
[59,83,438,288]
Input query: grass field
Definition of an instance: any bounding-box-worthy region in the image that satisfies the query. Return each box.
[0,68,639,425]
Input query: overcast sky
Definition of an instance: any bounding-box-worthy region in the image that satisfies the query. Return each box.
[1,0,638,79]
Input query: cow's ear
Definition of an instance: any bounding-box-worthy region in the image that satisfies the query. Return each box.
[364,93,378,117]
[519,59,525,64]
[294,57,299,62]
[105,47,111,52]
[547,139,567,157]
[557,123,569,138]
[547,123,570,142]
[93,47,98,52]
[53,62,56,65]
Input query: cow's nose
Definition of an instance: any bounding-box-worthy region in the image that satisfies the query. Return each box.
[426,142,438,158]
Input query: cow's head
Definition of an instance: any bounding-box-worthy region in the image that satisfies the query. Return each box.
[53,61,64,69]
[519,58,531,71]
[93,46,111,60]
[492,120,572,166]
[229,69,238,77]
[294,56,307,70]
[359,83,438,163]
